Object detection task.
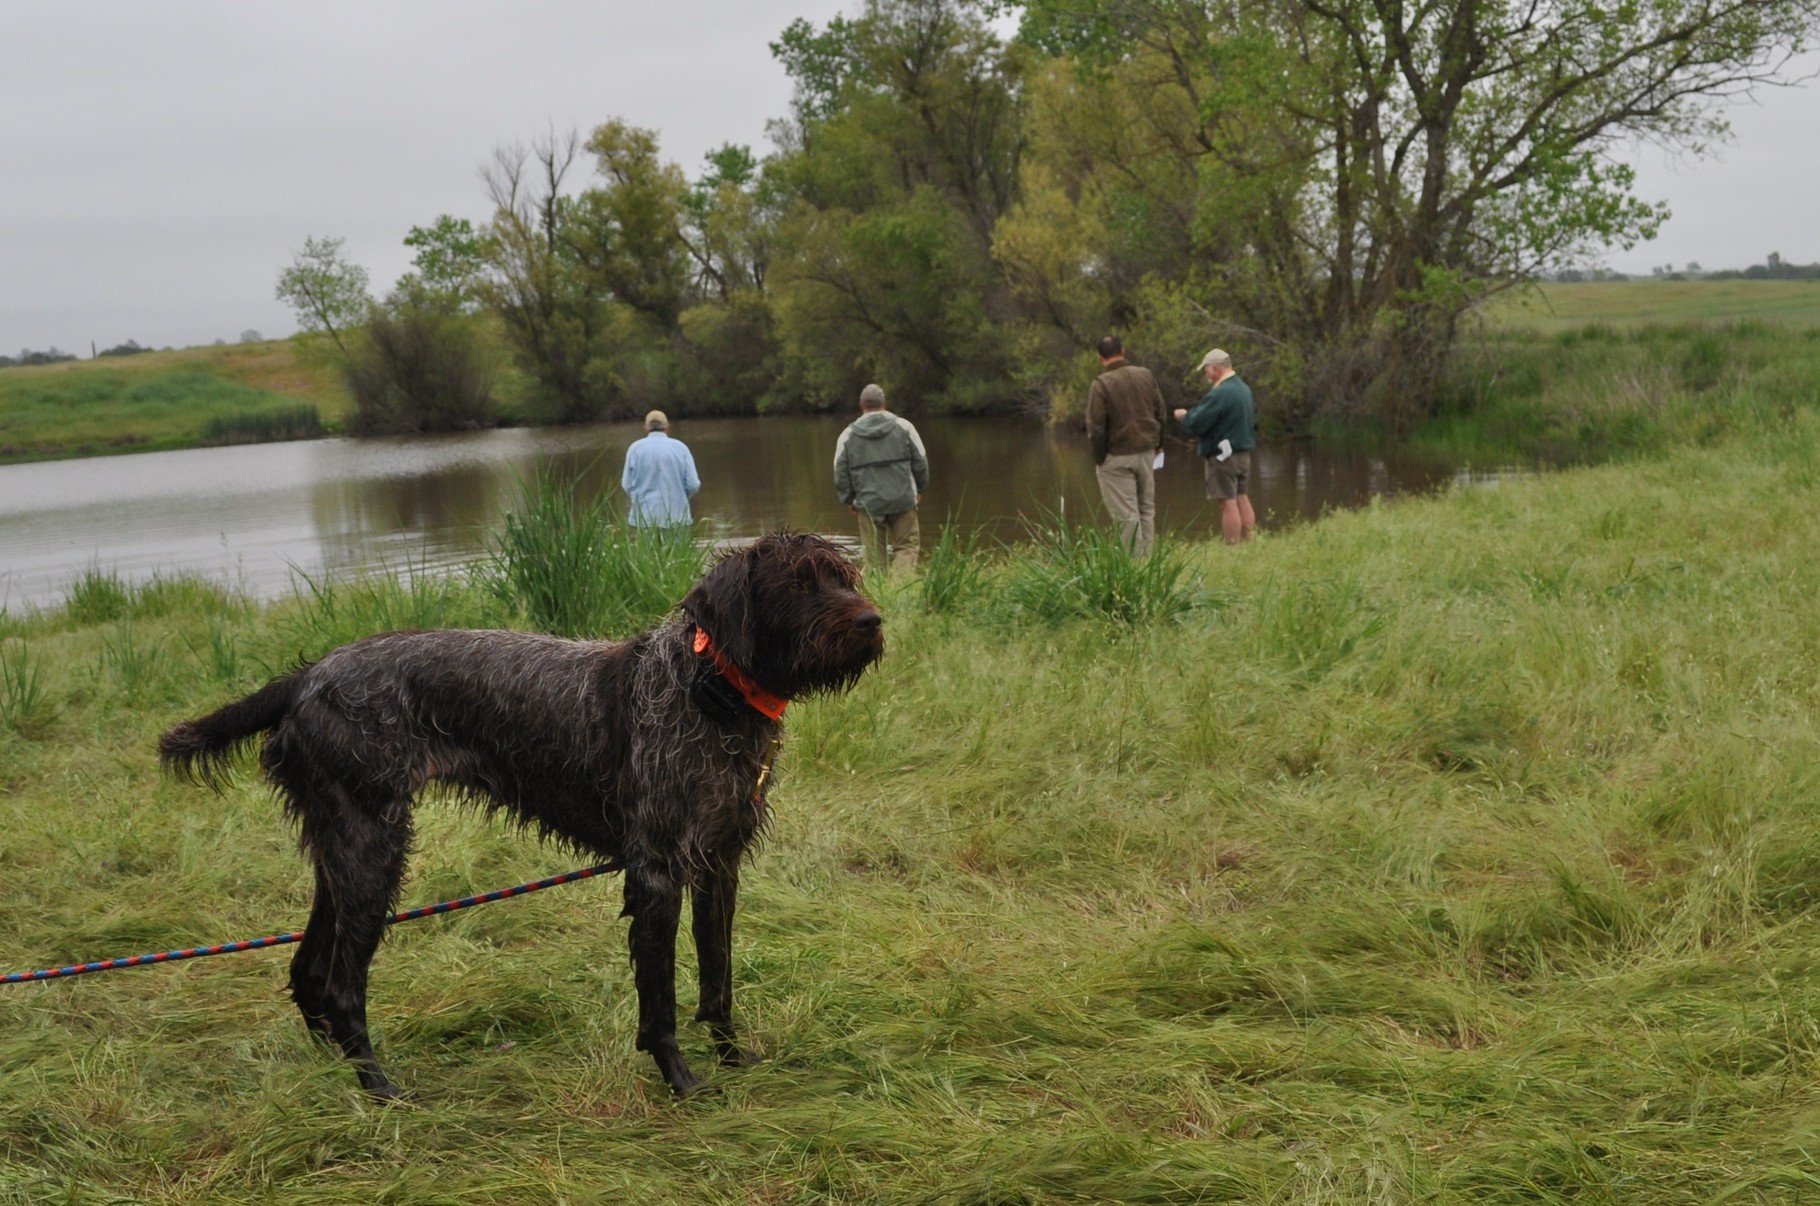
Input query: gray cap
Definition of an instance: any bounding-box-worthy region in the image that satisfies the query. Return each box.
[644,409,668,430]
[859,383,886,408]
[1197,349,1232,372]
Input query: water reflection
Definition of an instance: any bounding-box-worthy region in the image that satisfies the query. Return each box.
[0,416,1465,612]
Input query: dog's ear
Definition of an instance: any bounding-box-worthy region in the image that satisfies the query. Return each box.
[682,542,759,671]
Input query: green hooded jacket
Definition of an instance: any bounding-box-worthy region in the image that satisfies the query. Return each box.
[833,410,930,519]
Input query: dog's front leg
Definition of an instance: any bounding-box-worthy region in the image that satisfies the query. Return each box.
[623,864,701,1096]
[692,859,759,1068]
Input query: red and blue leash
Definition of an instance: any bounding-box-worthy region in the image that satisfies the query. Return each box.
[2,862,620,984]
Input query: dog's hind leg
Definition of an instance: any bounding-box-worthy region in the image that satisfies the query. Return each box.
[623,863,701,1096]
[288,785,412,1100]
[691,858,758,1068]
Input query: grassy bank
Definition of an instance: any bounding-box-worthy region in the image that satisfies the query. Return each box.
[0,342,349,464]
[1294,281,1820,467]
[1410,319,1820,466]
[4,402,1820,1200]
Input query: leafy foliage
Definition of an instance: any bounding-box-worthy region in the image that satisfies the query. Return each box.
[353,0,1818,432]
[274,235,371,357]
[345,282,498,434]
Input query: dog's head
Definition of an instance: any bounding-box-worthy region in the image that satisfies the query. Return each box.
[682,532,883,701]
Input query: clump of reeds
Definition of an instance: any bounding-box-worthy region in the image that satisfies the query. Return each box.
[200,404,325,445]
[64,567,132,626]
[482,472,706,638]
[917,520,990,615]
[995,507,1206,626]
[0,639,46,733]
[284,556,493,657]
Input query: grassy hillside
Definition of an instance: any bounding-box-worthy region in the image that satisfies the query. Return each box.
[0,341,350,464]
[4,400,1820,1199]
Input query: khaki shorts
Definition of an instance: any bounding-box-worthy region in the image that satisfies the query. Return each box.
[1203,450,1251,500]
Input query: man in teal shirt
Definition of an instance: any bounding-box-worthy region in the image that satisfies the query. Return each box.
[1174,349,1257,543]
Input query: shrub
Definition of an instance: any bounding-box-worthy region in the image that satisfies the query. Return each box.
[345,290,498,433]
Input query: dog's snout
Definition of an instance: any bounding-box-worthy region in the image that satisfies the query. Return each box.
[853,608,883,633]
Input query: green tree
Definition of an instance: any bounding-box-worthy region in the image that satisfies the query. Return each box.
[683,144,778,299]
[275,236,370,357]
[768,0,1027,410]
[402,215,487,311]
[477,128,612,422]
[1007,0,1820,426]
[572,121,695,329]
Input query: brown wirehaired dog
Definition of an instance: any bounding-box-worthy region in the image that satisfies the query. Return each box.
[159,532,883,1099]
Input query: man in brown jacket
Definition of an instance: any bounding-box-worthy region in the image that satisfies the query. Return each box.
[1085,335,1169,558]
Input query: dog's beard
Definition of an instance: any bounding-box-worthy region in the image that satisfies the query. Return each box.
[783,625,883,697]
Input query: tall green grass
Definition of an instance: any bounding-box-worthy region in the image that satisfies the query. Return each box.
[1415,319,1820,465]
[0,639,46,734]
[996,507,1209,627]
[483,472,708,638]
[3,412,1820,1200]
[200,404,325,445]
[917,519,989,614]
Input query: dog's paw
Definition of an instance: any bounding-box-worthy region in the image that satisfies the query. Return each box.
[718,1045,763,1069]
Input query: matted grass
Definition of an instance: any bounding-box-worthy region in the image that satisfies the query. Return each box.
[4,409,1820,1200]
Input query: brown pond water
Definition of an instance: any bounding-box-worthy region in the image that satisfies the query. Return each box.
[0,415,1487,613]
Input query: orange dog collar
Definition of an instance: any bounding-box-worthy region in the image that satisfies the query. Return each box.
[692,628,789,720]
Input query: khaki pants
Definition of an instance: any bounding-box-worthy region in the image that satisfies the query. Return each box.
[858,507,920,572]
[1095,451,1157,558]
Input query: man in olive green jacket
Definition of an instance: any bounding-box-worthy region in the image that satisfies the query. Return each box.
[834,383,929,571]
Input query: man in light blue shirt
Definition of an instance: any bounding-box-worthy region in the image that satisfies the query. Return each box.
[621,410,701,528]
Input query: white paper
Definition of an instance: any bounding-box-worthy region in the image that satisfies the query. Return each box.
[1152,450,1165,470]
[1216,438,1233,462]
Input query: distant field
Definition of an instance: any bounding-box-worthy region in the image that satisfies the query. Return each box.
[0,341,350,464]
[1488,279,1820,331]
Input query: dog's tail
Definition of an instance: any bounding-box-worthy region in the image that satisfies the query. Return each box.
[159,673,302,791]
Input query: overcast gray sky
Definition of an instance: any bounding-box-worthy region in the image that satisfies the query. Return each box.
[2,3,1814,356]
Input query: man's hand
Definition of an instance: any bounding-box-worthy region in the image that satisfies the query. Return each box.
[1173,408,1188,420]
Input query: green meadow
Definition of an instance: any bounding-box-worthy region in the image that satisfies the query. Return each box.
[4,373,1820,1200]
[1413,318,1820,467]
[1489,280,1820,334]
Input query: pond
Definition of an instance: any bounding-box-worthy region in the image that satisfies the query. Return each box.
[0,415,1474,613]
